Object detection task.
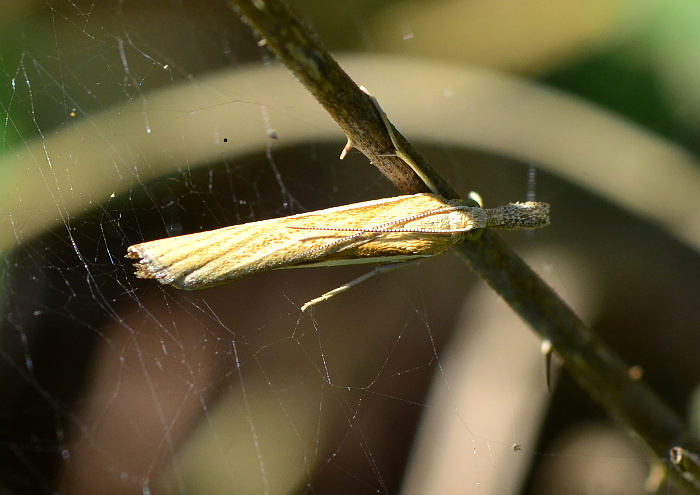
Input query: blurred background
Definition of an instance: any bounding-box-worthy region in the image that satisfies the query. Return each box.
[1,1,699,494]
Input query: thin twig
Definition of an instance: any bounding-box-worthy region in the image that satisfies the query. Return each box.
[228,0,700,490]
[458,231,700,465]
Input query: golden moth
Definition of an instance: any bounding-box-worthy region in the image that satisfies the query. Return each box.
[126,193,549,291]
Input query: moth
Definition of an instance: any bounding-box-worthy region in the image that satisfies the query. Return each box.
[126,193,550,292]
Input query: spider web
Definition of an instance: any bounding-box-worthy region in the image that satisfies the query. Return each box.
[2,1,691,494]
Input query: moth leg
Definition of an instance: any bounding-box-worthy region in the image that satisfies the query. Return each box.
[300,262,410,312]
[360,86,441,195]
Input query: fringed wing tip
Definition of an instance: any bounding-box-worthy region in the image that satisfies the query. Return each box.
[125,244,143,261]
[126,245,159,281]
